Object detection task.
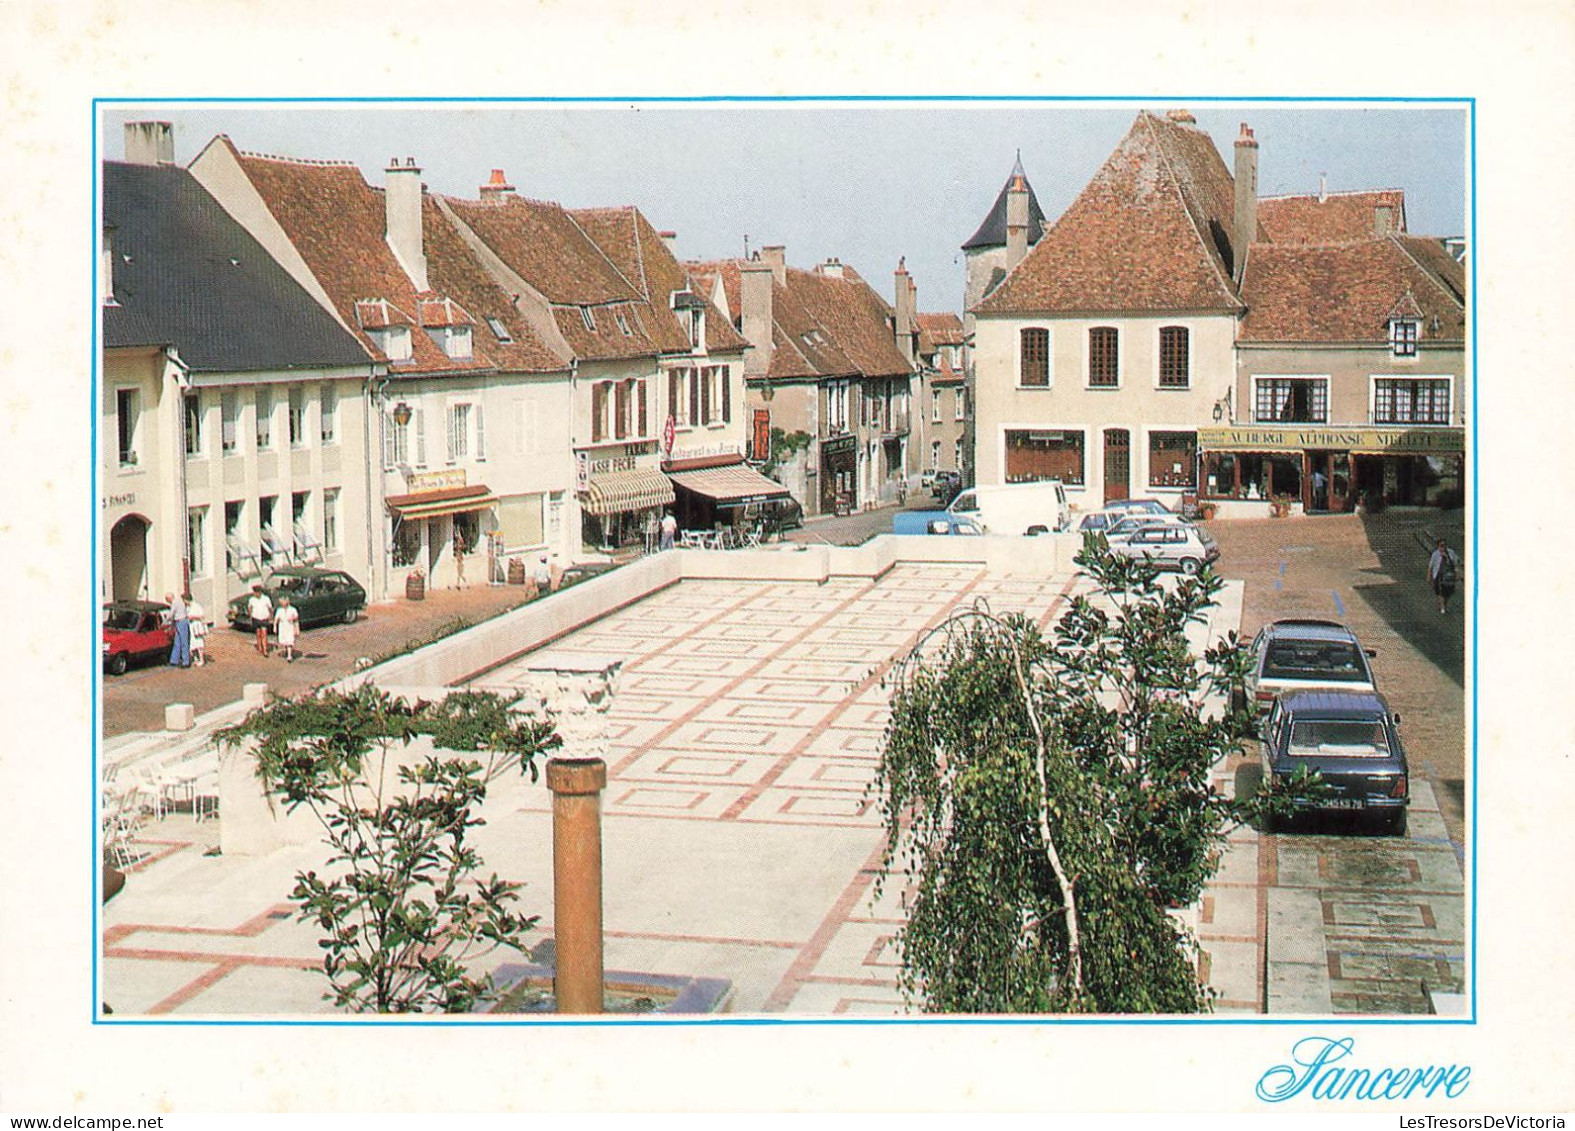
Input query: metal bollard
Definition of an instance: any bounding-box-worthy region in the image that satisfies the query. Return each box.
[546,757,607,1013]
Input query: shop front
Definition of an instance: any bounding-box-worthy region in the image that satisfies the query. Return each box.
[819,434,858,515]
[577,444,674,551]
[1197,425,1465,512]
[666,453,792,533]
[386,471,500,592]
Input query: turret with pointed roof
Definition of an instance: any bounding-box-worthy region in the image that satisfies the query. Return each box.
[962,155,1047,326]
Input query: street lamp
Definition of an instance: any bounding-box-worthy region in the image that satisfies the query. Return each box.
[392,401,413,427]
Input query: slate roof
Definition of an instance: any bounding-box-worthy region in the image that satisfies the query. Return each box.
[227,140,563,375]
[568,206,749,356]
[101,161,370,373]
[1258,190,1407,245]
[974,111,1245,316]
[961,158,1048,251]
[1237,236,1466,344]
[691,258,912,382]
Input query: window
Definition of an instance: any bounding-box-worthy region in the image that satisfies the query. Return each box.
[288,386,306,448]
[323,488,340,552]
[184,392,203,457]
[1373,378,1451,425]
[255,388,274,450]
[258,495,279,565]
[372,326,412,362]
[669,370,686,426]
[580,307,598,333]
[614,382,631,440]
[1159,326,1190,388]
[187,506,208,578]
[614,308,632,336]
[1005,429,1084,485]
[1019,328,1049,387]
[222,390,240,455]
[1088,327,1119,387]
[383,406,411,468]
[955,389,966,421]
[931,439,941,468]
[320,384,338,444]
[931,390,942,423]
[591,382,610,443]
[115,388,140,467]
[393,520,421,568]
[1254,377,1328,424]
[292,492,310,545]
[954,438,963,469]
[224,500,244,573]
[638,379,649,436]
[434,325,473,359]
[486,316,512,344]
[448,403,472,462]
[1389,319,1419,358]
[1148,431,1197,488]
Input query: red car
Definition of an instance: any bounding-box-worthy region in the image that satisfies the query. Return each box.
[102,600,173,675]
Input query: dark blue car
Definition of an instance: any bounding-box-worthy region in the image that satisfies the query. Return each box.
[1261,688,1409,835]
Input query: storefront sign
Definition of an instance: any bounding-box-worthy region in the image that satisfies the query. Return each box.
[1197,425,1465,455]
[669,439,743,464]
[102,492,138,510]
[575,441,656,477]
[406,468,467,492]
[575,450,589,492]
[820,434,857,456]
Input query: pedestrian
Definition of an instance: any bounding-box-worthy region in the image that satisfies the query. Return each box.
[533,553,554,594]
[273,593,301,662]
[1427,538,1460,614]
[165,591,191,668]
[247,583,273,657]
[1312,468,1327,510]
[188,598,209,667]
[659,510,678,551]
[453,531,467,588]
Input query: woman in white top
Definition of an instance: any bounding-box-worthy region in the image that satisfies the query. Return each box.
[187,600,209,667]
[273,594,301,662]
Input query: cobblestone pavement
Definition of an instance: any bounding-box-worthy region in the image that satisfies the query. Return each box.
[1204,509,1469,1015]
[101,584,538,739]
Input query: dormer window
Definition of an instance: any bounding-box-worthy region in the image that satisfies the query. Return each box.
[373,326,413,362]
[431,325,472,360]
[485,316,512,343]
[1389,318,1419,358]
[580,307,598,333]
[614,308,633,336]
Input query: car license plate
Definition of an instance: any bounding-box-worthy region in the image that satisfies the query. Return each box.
[1323,798,1364,810]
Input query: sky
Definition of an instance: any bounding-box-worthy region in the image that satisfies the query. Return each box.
[100,101,1469,314]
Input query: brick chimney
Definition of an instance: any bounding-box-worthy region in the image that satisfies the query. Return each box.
[1232,123,1259,284]
[760,245,787,288]
[819,257,844,279]
[385,157,428,292]
[123,121,174,165]
[740,258,775,377]
[479,168,515,202]
[1006,174,1029,272]
[893,257,916,365]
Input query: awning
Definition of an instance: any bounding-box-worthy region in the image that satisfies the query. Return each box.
[668,463,792,507]
[582,469,675,516]
[386,484,500,521]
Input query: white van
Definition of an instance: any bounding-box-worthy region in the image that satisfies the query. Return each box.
[947,482,1070,536]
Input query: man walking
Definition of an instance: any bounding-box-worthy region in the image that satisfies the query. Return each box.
[659,510,678,552]
[247,582,273,657]
[1427,538,1461,614]
[165,591,191,668]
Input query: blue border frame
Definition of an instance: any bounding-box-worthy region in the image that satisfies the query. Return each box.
[91,93,1477,1029]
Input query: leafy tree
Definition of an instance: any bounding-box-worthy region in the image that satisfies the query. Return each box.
[873,538,1306,1013]
[215,685,561,1013]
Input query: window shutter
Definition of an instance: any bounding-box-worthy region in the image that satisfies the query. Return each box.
[722,366,731,423]
[446,406,459,464]
[382,409,394,468]
[415,406,427,466]
[689,368,700,424]
[700,367,711,424]
[638,379,648,437]
[475,403,486,459]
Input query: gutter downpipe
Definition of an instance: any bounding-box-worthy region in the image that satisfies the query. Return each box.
[367,367,390,601]
[165,346,192,597]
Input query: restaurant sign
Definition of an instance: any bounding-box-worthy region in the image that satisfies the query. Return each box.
[406,468,467,492]
[1197,426,1465,455]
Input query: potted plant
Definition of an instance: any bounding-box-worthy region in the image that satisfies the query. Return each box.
[405,568,426,601]
[1198,501,1218,521]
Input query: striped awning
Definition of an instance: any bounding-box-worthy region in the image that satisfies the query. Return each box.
[667,463,792,507]
[386,484,499,522]
[582,469,675,517]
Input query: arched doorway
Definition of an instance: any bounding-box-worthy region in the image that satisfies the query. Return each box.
[109,514,151,601]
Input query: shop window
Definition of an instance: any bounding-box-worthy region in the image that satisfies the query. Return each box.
[1389,319,1419,358]
[1005,429,1084,486]
[1088,327,1119,387]
[1159,327,1190,388]
[392,520,421,568]
[1019,328,1050,387]
[1373,378,1451,425]
[184,392,203,458]
[1254,377,1328,423]
[1201,452,1301,500]
[320,384,338,444]
[1148,431,1197,488]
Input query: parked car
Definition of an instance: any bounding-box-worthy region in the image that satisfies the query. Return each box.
[948,481,1070,535]
[1241,619,1378,718]
[920,468,938,491]
[893,510,983,536]
[102,600,174,675]
[1103,512,1192,543]
[749,496,803,534]
[1105,523,1219,574]
[227,567,367,631]
[1103,498,1174,519]
[1261,688,1409,834]
[930,469,962,502]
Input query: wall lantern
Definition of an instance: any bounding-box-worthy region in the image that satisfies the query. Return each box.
[392,401,413,427]
[1212,388,1234,423]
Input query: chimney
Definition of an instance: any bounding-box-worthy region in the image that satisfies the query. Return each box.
[123,121,174,165]
[819,257,844,279]
[1318,173,1328,203]
[1232,123,1259,284]
[760,245,787,288]
[740,259,776,377]
[1005,174,1030,272]
[479,168,515,202]
[385,157,428,292]
[658,230,679,252]
[893,257,916,365]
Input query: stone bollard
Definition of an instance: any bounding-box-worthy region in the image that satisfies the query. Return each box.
[164,702,195,731]
[242,683,268,706]
[546,757,607,1014]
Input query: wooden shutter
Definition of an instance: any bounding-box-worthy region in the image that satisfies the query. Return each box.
[722,365,732,423]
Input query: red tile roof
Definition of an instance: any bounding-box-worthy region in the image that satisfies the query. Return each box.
[691,257,912,381]
[1238,236,1466,344]
[1258,190,1407,245]
[974,111,1244,316]
[916,312,964,346]
[229,140,562,374]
